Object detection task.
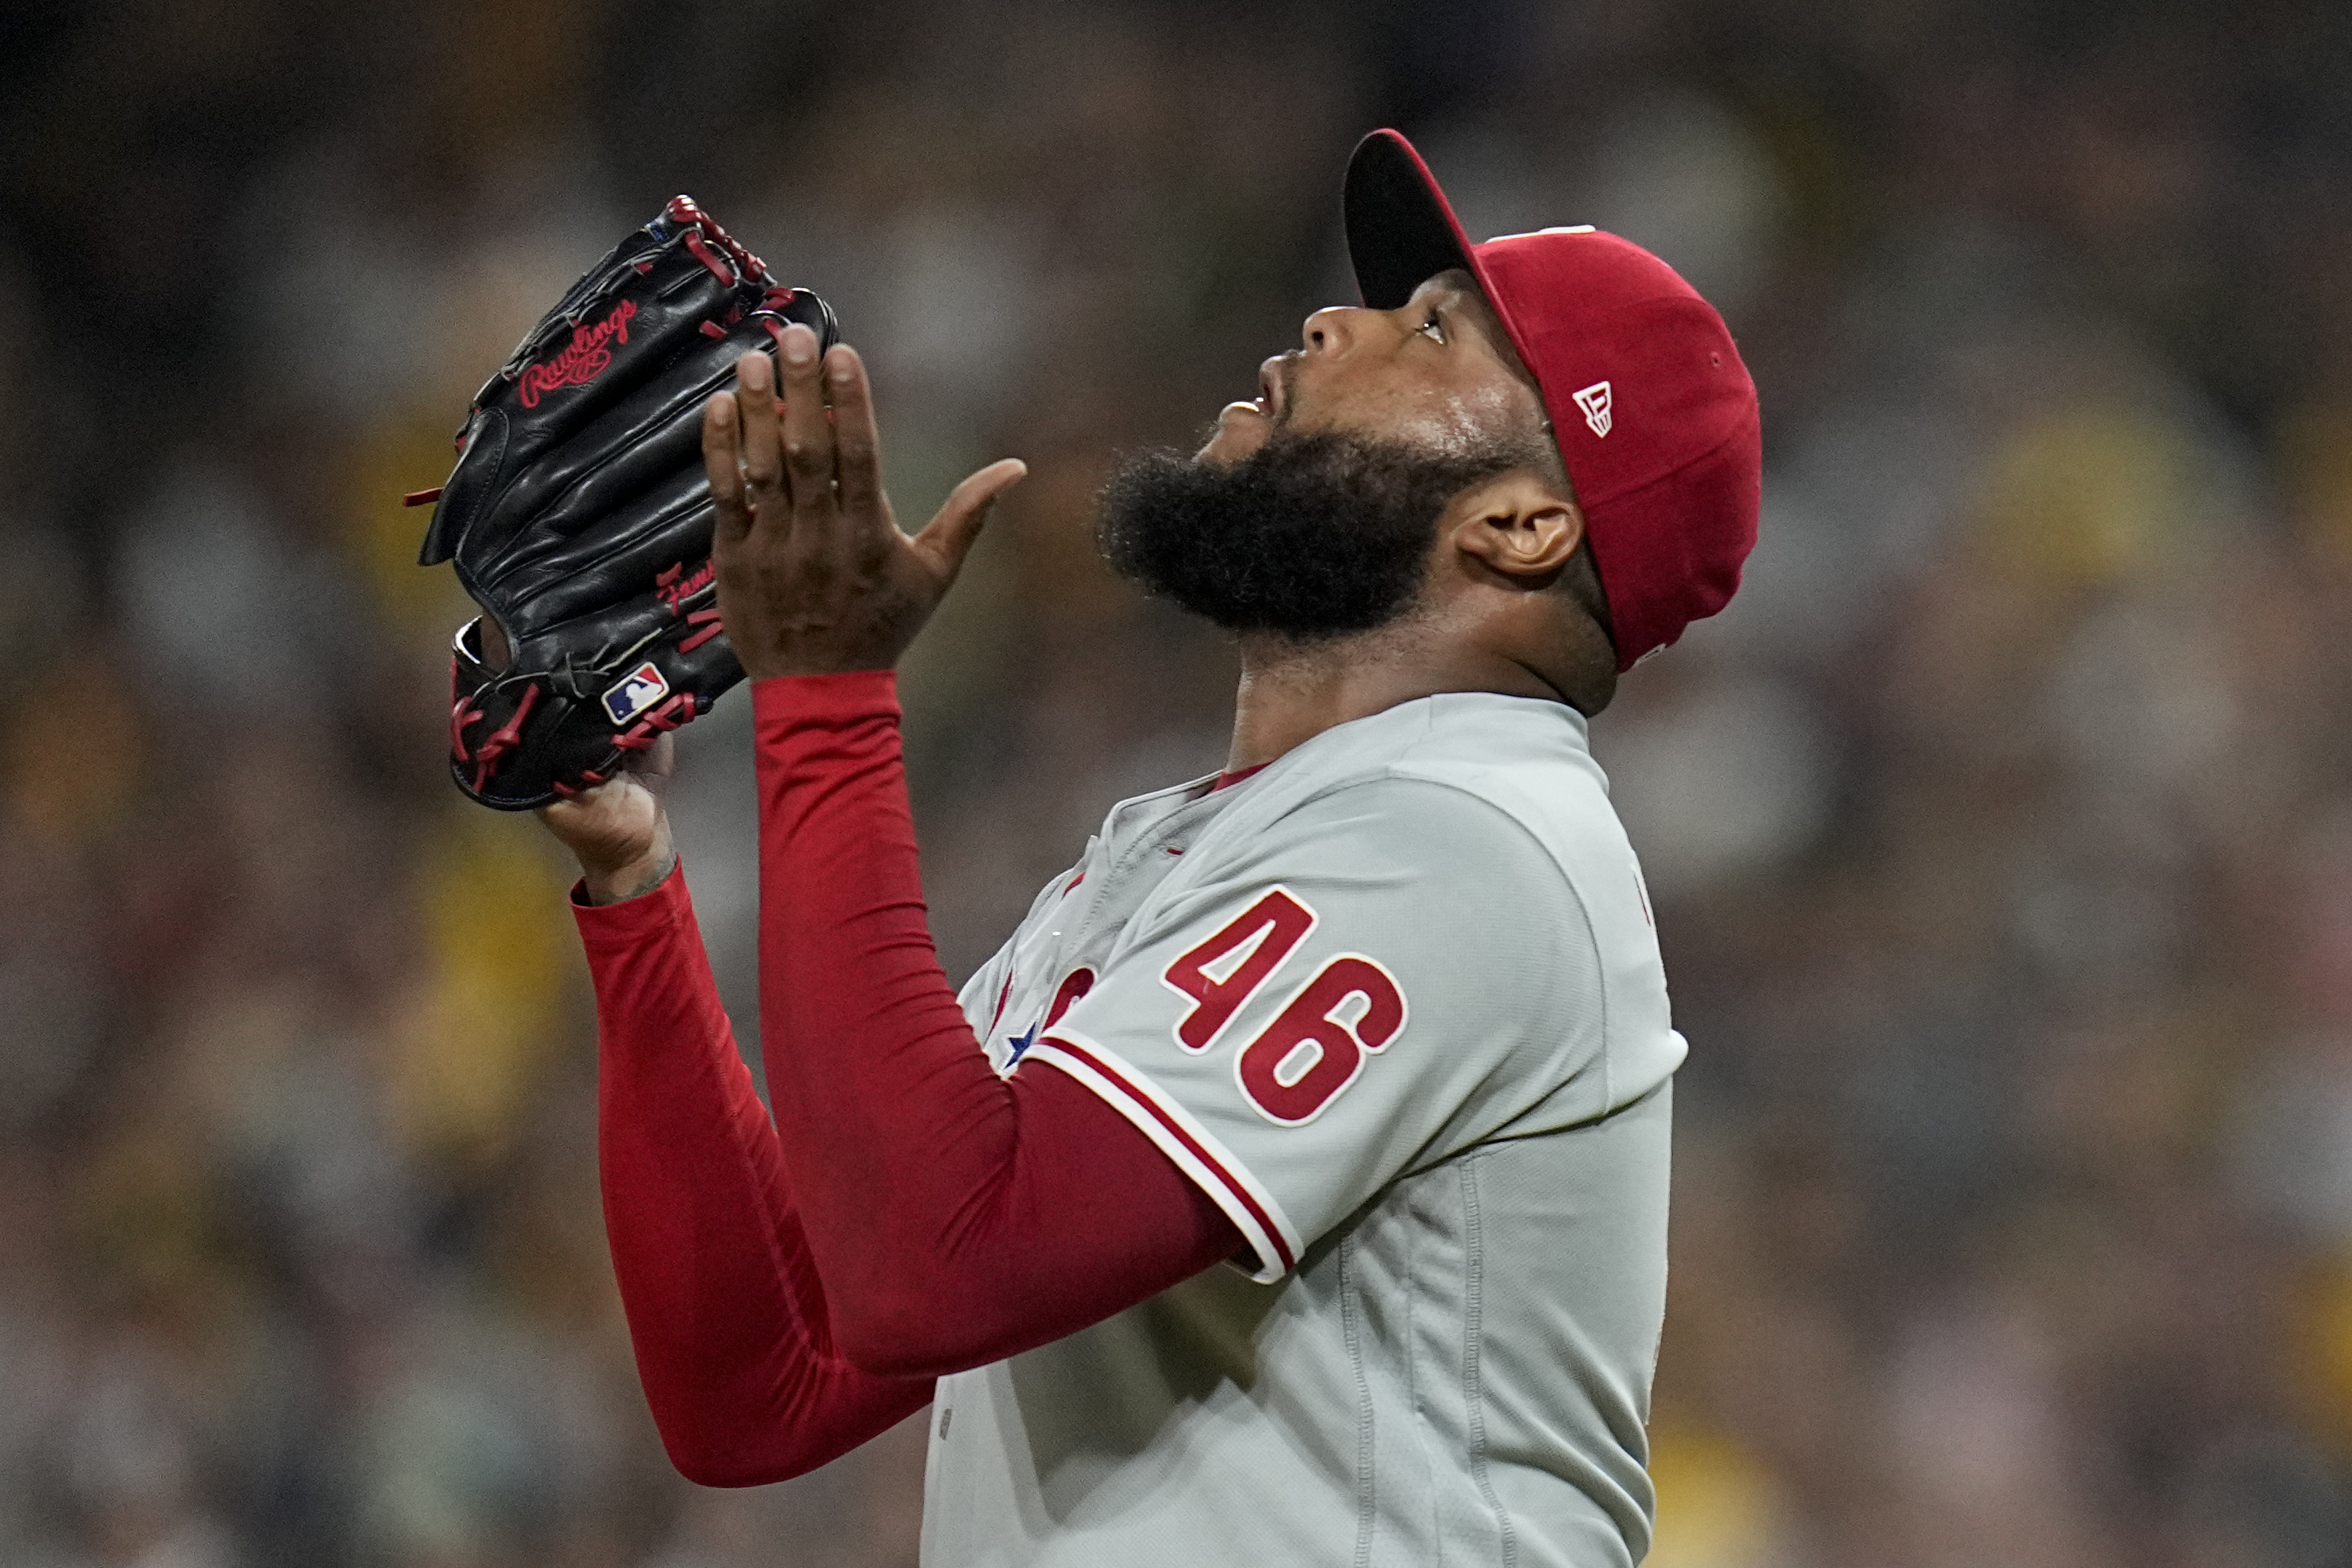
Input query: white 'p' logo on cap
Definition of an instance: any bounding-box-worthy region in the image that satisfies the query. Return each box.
[1573,381,1613,438]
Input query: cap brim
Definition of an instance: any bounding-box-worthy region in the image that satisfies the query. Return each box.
[1344,130,1542,389]
[1345,130,1486,310]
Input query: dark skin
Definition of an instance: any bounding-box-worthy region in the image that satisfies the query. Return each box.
[540,268,1612,900]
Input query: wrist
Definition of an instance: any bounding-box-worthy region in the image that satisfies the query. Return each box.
[581,846,678,905]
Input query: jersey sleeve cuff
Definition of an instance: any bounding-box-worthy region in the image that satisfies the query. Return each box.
[750,669,901,728]
[569,853,692,947]
[1024,1029,1304,1283]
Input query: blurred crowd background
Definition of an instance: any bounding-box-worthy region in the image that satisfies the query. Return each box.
[5,0,2352,1563]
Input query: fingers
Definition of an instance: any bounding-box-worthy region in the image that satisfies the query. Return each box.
[774,325,837,531]
[623,732,676,785]
[733,350,786,530]
[827,345,885,525]
[703,389,752,544]
[535,772,664,870]
[914,458,1028,584]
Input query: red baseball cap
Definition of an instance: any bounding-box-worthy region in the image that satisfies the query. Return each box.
[1344,129,1761,670]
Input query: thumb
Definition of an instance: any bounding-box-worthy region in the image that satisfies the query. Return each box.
[913,458,1026,583]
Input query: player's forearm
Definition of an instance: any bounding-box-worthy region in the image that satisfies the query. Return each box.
[748,672,999,1362]
[575,870,931,1481]
[750,673,1242,1376]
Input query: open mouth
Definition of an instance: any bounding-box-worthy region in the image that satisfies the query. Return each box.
[1256,353,1294,421]
[1217,353,1294,436]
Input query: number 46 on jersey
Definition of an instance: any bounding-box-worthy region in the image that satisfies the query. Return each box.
[1154,888,1409,1127]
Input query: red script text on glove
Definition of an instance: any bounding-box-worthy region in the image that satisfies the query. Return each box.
[519,299,639,408]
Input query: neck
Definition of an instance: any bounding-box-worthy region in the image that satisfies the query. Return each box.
[1225,614,1561,771]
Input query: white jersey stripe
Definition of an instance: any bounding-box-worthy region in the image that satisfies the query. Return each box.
[1026,1030,1303,1280]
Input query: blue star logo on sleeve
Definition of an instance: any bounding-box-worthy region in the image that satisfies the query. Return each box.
[1005,1022,1040,1068]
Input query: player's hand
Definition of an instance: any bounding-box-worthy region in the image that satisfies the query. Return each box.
[702,327,1026,679]
[537,733,677,904]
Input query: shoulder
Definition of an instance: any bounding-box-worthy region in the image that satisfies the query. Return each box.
[1165,694,1665,994]
[1256,770,1566,891]
[1218,693,1626,893]
[1258,693,1610,817]
[1165,734,1594,969]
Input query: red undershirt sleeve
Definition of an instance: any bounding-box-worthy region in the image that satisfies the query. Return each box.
[752,670,1243,1380]
[576,671,1242,1483]
[577,871,932,1486]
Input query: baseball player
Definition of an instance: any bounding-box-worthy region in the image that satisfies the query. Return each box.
[540,130,1759,1567]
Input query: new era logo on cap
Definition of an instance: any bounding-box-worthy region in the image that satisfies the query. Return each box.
[1572,380,1613,438]
[602,661,670,726]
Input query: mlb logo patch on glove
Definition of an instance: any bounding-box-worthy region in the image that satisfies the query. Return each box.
[603,663,672,727]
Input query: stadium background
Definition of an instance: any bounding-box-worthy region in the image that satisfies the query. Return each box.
[6,1,2352,1563]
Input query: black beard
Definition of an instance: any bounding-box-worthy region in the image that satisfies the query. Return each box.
[1096,428,1522,640]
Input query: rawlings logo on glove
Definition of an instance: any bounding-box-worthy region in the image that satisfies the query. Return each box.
[517,299,639,408]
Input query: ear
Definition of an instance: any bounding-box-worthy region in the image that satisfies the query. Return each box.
[1443,470,1586,587]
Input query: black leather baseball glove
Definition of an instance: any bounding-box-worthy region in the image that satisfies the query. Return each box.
[413,196,838,809]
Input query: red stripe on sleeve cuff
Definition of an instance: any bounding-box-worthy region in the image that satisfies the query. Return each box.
[1022,1031,1301,1281]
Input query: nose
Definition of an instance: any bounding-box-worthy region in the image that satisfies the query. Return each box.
[1301,304,1363,355]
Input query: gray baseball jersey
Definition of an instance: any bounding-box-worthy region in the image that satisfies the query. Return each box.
[924,691,1684,1568]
